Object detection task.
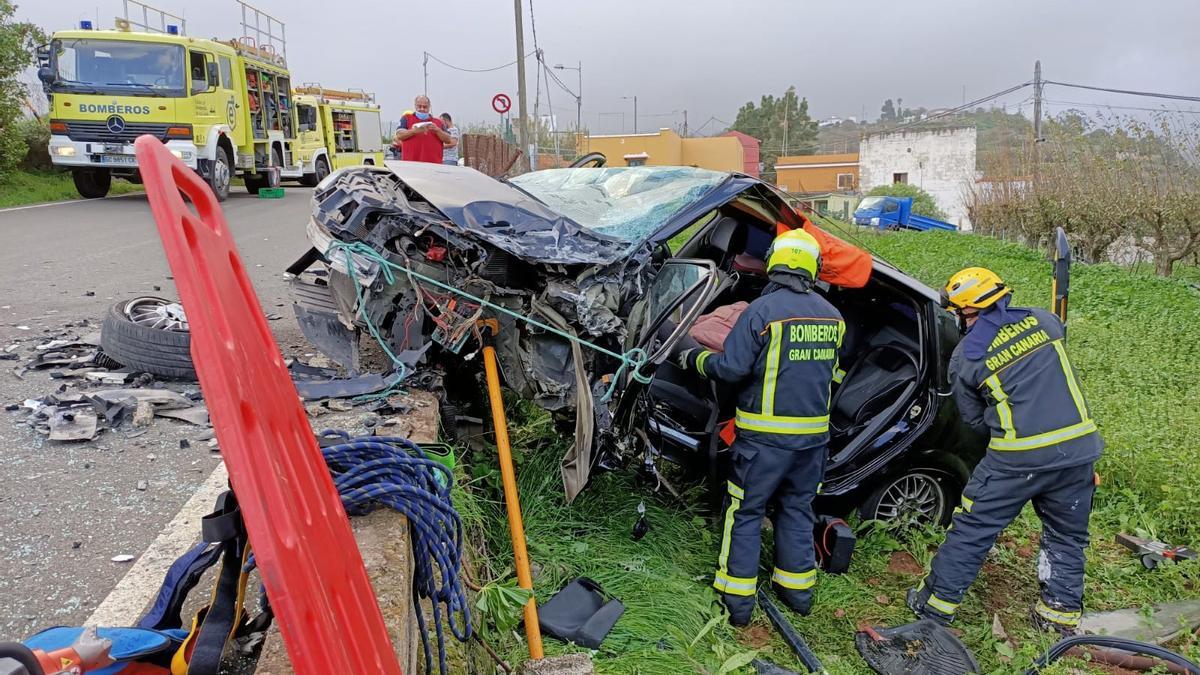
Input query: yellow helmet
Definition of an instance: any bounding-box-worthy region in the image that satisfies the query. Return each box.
[941,267,1011,310]
[766,229,821,279]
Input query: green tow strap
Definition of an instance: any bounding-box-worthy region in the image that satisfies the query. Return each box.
[325,241,652,402]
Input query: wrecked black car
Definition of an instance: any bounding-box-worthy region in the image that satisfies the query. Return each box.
[288,161,985,526]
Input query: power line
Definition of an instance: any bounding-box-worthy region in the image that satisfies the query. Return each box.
[1044,80,1200,104]
[424,50,535,73]
[884,82,1033,132]
[1042,98,1200,115]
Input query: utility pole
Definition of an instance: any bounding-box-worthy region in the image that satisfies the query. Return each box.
[513,0,529,150]
[1032,60,1043,143]
[682,109,688,137]
[422,52,428,95]
[783,95,789,156]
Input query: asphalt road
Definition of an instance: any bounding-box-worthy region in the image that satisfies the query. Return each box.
[0,189,316,638]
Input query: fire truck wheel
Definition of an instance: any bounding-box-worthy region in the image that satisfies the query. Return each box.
[73,168,111,199]
[208,146,232,202]
[301,156,329,187]
[244,174,264,194]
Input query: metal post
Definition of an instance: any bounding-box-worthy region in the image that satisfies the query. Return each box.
[480,323,544,661]
[634,95,638,133]
[423,52,428,95]
[513,0,529,151]
[576,61,582,131]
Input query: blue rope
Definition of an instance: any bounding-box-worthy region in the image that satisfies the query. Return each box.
[320,433,470,675]
[326,240,652,401]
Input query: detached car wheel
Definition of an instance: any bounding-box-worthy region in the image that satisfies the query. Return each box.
[100,297,195,379]
[858,470,957,528]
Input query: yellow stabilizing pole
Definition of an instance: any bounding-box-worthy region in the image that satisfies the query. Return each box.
[480,329,544,660]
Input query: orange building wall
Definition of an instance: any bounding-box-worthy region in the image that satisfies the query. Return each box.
[774,153,859,193]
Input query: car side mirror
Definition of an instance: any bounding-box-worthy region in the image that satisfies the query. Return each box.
[38,66,54,84]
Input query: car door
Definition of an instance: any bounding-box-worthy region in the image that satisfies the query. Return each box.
[610,259,720,433]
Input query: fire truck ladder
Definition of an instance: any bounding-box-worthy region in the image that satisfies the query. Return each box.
[120,0,186,34]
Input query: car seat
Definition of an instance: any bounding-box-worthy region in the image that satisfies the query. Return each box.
[829,343,918,439]
[706,216,747,271]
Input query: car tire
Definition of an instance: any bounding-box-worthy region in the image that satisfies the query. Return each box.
[100,297,196,379]
[857,469,959,528]
[207,146,232,202]
[73,168,111,198]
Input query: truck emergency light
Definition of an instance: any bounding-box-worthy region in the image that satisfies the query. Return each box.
[166,24,179,34]
[79,20,93,29]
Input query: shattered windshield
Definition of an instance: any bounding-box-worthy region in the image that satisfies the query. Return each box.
[509,167,728,244]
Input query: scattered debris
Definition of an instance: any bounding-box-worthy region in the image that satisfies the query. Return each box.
[132,401,155,428]
[136,480,148,491]
[179,439,190,449]
[110,554,135,563]
[47,407,99,441]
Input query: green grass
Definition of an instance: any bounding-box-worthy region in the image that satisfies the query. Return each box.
[0,169,143,208]
[453,223,1200,673]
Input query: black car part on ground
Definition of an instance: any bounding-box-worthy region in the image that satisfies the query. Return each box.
[1025,635,1200,674]
[855,619,979,674]
[757,589,824,674]
[537,577,625,649]
[100,297,195,379]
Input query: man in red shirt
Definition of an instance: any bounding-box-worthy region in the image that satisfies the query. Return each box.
[393,95,454,163]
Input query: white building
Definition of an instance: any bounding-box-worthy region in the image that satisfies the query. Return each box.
[859,126,977,230]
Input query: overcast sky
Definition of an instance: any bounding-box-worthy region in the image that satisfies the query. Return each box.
[19,0,1200,135]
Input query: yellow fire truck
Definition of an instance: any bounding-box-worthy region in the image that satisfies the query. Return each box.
[38,2,303,201]
[292,86,385,186]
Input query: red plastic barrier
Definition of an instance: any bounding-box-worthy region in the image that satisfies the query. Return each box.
[133,136,402,675]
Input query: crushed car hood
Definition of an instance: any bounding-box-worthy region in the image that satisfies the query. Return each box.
[374,161,632,265]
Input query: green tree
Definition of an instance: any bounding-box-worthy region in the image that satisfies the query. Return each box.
[880,99,896,122]
[730,86,818,181]
[0,1,45,179]
[866,183,947,220]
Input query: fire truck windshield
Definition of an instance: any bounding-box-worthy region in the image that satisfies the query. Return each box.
[51,38,185,97]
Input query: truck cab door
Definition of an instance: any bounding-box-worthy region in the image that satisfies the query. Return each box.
[296,103,323,168]
[217,55,246,149]
[188,50,221,143]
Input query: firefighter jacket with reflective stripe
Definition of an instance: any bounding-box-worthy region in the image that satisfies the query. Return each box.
[692,286,844,451]
[950,307,1103,472]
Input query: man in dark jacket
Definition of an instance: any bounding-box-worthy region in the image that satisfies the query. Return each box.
[907,267,1103,635]
[676,229,843,625]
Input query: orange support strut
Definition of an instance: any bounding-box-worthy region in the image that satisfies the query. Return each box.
[480,323,544,660]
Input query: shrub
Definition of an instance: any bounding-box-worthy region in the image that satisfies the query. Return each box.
[17,115,49,170]
[865,183,947,220]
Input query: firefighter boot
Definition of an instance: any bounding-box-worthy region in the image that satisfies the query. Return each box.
[1031,601,1081,637]
[721,592,755,627]
[772,585,812,616]
[906,582,955,625]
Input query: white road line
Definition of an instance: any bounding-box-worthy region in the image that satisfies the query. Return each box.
[87,461,228,626]
[0,193,144,214]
